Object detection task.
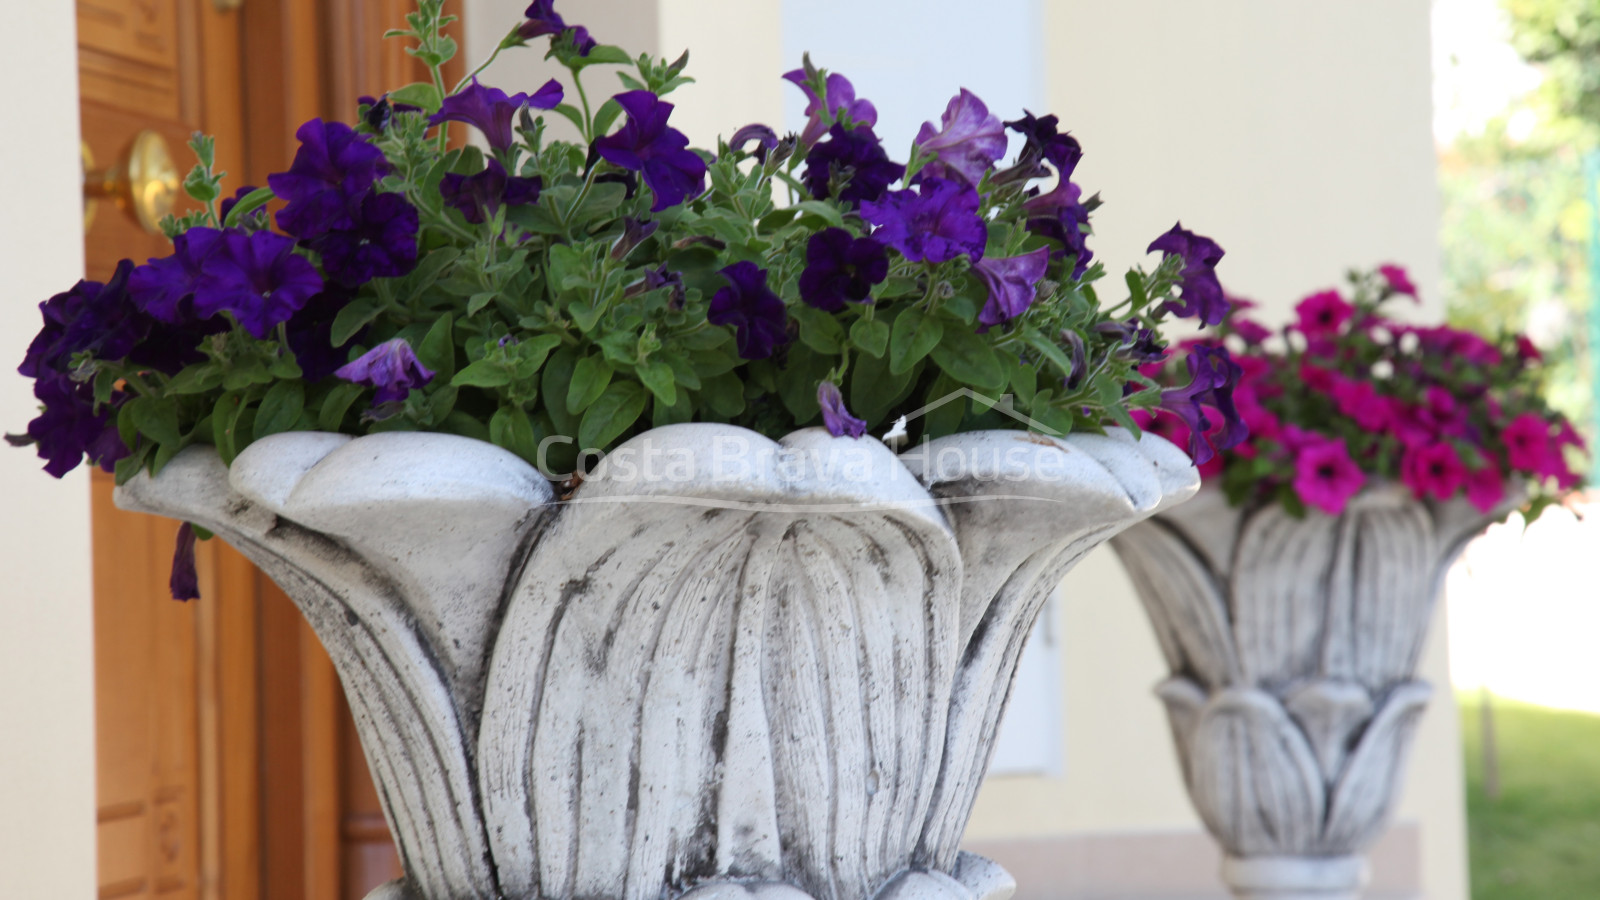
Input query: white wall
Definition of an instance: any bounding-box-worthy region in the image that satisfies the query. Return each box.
[0,4,97,898]
[466,3,1462,898]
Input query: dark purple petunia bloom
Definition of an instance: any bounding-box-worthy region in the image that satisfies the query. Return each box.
[1097,318,1167,365]
[440,158,543,225]
[170,522,200,601]
[1022,177,1093,279]
[1148,222,1228,326]
[129,228,224,323]
[309,191,420,286]
[818,381,867,438]
[974,247,1051,327]
[267,119,390,239]
[23,371,127,478]
[914,89,1007,187]
[801,123,905,208]
[707,261,789,360]
[194,229,324,338]
[860,176,987,264]
[1158,344,1247,465]
[431,79,563,152]
[593,90,708,212]
[729,123,780,161]
[610,217,659,260]
[335,337,435,404]
[1005,111,1083,177]
[783,69,878,146]
[219,185,268,228]
[21,260,148,378]
[358,94,423,132]
[518,0,595,55]
[285,285,360,382]
[799,227,888,312]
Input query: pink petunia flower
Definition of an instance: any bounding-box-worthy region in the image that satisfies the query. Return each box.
[1378,263,1418,299]
[1401,442,1466,500]
[1293,438,1365,515]
[1502,412,1553,473]
[1330,377,1390,432]
[1464,462,1506,514]
[1295,290,1355,336]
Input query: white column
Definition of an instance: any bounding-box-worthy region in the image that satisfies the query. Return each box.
[0,4,97,898]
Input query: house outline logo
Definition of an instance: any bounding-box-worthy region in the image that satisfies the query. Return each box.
[884,387,1064,442]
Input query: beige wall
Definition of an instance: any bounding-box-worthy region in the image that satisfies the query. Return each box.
[0,4,97,898]
[464,3,1462,898]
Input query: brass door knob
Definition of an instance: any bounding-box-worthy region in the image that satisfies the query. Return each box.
[84,130,181,235]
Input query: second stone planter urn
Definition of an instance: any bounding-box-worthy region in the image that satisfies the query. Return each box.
[1109,485,1512,900]
[116,423,1197,900]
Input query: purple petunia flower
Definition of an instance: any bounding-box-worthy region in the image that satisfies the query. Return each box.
[21,260,148,379]
[285,285,360,382]
[194,229,324,338]
[729,123,780,161]
[23,370,128,478]
[593,90,708,212]
[707,261,789,360]
[974,246,1050,327]
[267,119,390,239]
[1158,344,1247,465]
[1097,319,1167,365]
[519,0,596,55]
[914,89,1007,187]
[309,192,420,286]
[218,185,268,228]
[1023,177,1093,279]
[801,123,905,208]
[818,381,867,438]
[335,338,435,404]
[860,176,987,264]
[431,79,563,152]
[440,158,543,225]
[170,522,200,601]
[130,228,224,323]
[783,69,879,146]
[1148,222,1228,326]
[799,227,888,312]
[1005,111,1083,178]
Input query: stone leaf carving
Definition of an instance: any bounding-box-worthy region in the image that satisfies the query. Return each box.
[1111,484,1515,899]
[116,424,1197,900]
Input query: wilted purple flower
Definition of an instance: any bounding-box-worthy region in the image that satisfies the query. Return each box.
[783,69,878,146]
[1023,177,1093,278]
[610,217,659,260]
[169,523,199,601]
[593,90,707,212]
[1005,111,1083,177]
[1060,329,1089,389]
[309,192,420,286]
[130,228,224,323]
[21,260,148,379]
[440,158,542,225]
[1148,222,1228,326]
[431,79,563,152]
[335,338,435,404]
[974,247,1050,327]
[1158,344,1247,465]
[860,176,987,264]
[914,89,1007,186]
[21,371,127,478]
[519,0,595,55]
[267,119,389,239]
[818,381,867,438]
[707,261,789,360]
[801,123,905,207]
[1097,319,1167,364]
[729,123,780,161]
[195,229,324,338]
[642,264,685,308]
[799,227,888,311]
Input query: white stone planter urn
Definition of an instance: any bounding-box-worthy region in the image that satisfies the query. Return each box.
[116,423,1197,900]
[1109,485,1511,900]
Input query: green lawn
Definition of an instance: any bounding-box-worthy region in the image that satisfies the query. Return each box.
[1459,692,1600,899]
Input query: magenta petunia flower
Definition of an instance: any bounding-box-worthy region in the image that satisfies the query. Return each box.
[1330,377,1391,432]
[335,338,435,404]
[817,382,867,438]
[1293,437,1364,515]
[1464,463,1506,513]
[593,90,708,212]
[1232,317,1272,345]
[1502,412,1553,473]
[1294,290,1354,336]
[430,79,562,152]
[1378,263,1418,299]
[860,176,987,264]
[1401,441,1466,500]
[914,88,1007,187]
[783,69,878,146]
[974,247,1051,327]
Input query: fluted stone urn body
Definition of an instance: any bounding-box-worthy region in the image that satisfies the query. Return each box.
[116,423,1196,900]
[1109,486,1510,900]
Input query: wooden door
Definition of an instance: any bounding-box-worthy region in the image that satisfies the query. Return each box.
[82,2,459,898]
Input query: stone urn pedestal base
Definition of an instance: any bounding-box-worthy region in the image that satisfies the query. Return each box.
[1221,855,1367,900]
